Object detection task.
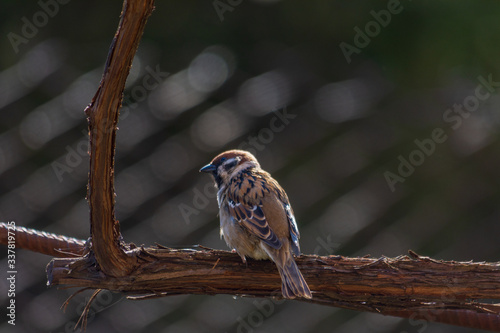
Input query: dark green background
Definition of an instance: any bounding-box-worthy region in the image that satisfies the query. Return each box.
[1,1,499,332]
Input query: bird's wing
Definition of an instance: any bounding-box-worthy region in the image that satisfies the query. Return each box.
[283,202,300,255]
[227,173,282,250]
[272,180,300,255]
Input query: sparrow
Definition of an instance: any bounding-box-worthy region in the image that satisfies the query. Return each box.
[200,149,312,299]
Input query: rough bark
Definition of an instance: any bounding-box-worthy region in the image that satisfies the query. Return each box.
[45,247,500,331]
[2,215,500,331]
[46,247,500,299]
[83,0,154,277]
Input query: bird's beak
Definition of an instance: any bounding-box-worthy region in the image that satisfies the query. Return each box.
[200,164,217,173]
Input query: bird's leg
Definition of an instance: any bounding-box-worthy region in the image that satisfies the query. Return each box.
[232,249,247,265]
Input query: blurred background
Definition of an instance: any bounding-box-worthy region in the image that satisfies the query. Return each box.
[1,0,500,332]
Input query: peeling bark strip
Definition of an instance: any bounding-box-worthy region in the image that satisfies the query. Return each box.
[83,0,155,277]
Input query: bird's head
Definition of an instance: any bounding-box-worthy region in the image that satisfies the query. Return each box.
[200,150,260,187]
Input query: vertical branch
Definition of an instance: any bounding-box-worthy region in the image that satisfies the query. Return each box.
[84,0,155,277]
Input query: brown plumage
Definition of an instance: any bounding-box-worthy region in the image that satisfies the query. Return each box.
[200,150,312,299]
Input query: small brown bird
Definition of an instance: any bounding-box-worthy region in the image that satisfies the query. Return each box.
[200,149,312,299]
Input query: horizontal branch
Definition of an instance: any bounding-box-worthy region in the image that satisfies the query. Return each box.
[2,222,499,330]
[47,246,500,331]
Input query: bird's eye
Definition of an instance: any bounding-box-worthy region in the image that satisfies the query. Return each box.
[223,158,238,170]
[220,157,227,163]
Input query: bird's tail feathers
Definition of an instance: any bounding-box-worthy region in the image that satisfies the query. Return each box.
[275,249,312,299]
